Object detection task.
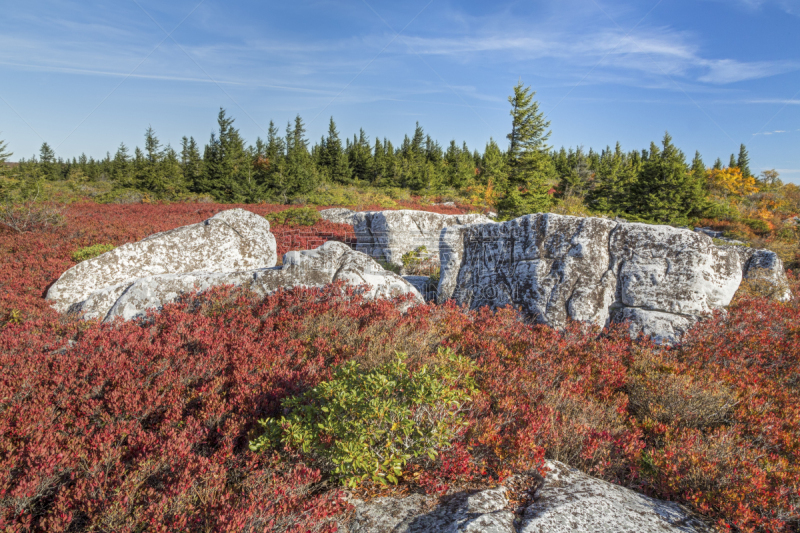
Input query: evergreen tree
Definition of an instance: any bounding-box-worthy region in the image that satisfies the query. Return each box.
[112,142,133,187]
[348,129,373,182]
[320,117,351,184]
[137,127,170,194]
[198,108,255,202]
[181,136,204,191]
[260,115,318,201]
[497,81,556,218]
[713,158,723,170]
[691,151,708,185]
[628,132,706,225]
[729,154,737,169]
[39,142,58,180]
[737,144,751,178]
[444,140,475,189]
[479,139,507,187]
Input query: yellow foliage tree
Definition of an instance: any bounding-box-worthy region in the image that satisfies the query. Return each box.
[466,179,500,209]
[707,167,757,197]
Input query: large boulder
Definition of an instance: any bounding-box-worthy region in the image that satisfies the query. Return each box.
[343,210,493,267]
[71,241,423,322]
[344,487,515,533]
[438,214,791,343]
[520,461,711,532]
[341,462,709,532]
[46,209,277,312]
[319,207,360,225]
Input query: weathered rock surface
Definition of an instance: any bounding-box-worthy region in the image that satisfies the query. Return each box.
[403,275,437,302]
[71,241,423,321]
[47,209,277,312]
[438,213,791,343]
[350,210,494,267]
[342,462,709,533]
[345,487,515,533]
[520,461,711,532]
[319,207,360,225]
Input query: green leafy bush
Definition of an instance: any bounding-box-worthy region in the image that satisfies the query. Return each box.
[401,245,439,276]
[250,348,477,487]
[743,218,771,235]
[72,243,115,262]
[264,206,321,226]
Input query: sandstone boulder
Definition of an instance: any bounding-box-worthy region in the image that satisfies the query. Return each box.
[344,487,515,533]
[520,461,711,532]
[438,213,790,343]
[351,210,494,267]
[342,461,710,533]
[319,207,360,225]
[71,241,423,322]
[46,209,277,312]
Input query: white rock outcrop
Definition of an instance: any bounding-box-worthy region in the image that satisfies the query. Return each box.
[318,207,360,225]
[321,209,493,267]
[438,213,791,343]
[345,487,515,533]
[520,461,711,532]
[70,241,423,322]
[342,461,710,532]
[46,209,277,312]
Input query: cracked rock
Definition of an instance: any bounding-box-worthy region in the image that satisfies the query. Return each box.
[46,209,277,313]
[520,461,712,532]
[336,209,494,267]
[345,487,515,533]
[69,241,422,322]
[438,213,791,343]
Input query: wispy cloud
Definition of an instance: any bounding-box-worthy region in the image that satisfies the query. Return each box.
[753,129,791,135]
[747,98,800,105]
[697,59,799,83]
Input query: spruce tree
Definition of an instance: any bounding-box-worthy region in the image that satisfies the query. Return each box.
[628,132,706,225]
[713,158,723,170]
[322,117,351,184]
[181,136,204,192]
[261,115,318,202]
[729,154,737,169]
[737,144,751,178]
[348,129,373,182]
[497,81,556,219]
[479,139,507,187]
[39,142,58,180]
[112,142,133,187]
[691,151,708,184]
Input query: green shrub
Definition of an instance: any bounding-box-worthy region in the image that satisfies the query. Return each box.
[743,218,771,235]
[72,243,115,262]
[401,245,439,276]
[777,226,797,242]
[250,348,477,487]
[264,207,321,226]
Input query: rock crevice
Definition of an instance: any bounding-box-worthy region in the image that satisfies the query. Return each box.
[438,213,790,342]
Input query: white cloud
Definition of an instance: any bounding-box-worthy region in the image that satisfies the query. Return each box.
[698,59,799,83]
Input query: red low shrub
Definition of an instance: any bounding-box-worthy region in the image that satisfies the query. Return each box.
[0,202,798,532]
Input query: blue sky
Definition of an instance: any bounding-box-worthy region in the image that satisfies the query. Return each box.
[1,0,799,181]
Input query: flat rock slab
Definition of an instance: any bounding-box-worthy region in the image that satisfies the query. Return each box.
[323,209,493,267]
[438,213,791,343]
[47,209,277,312]
[520,461,712,532]
[72,241,423,321]
[346,487,515,533]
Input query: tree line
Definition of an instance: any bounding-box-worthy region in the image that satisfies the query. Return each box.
[0,82,769,224]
